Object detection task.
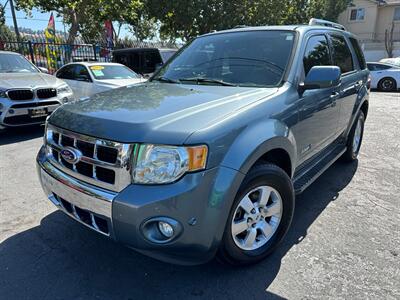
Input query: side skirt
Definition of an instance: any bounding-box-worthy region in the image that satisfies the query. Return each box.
[293,143,346,195]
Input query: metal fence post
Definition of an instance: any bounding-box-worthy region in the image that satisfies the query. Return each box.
[28,41,35,65]
[93,44,97,61]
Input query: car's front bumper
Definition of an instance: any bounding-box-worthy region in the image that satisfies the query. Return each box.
[37,146,244,265]
[0,94,73,128]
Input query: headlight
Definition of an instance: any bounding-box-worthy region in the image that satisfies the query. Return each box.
[132,144,208,184]
[0,90,7,98]
[57,84,72,94]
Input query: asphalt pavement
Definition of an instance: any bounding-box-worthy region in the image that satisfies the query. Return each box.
[0,92,399,300]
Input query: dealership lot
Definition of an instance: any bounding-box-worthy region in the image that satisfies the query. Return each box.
[0,92,399,299]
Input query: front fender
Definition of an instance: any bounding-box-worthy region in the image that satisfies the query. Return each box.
[221,119,297,177]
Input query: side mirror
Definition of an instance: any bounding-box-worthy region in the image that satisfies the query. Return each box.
[299,66,341,93]
[38,67,49,74]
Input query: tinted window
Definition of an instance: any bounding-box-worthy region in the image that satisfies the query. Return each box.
[349,37,366,69]
[56,65,75,79]
[330,35,354,74]
[368,63,392,71]
[73,65,91,81]
[142,51,162,73]
[303,35,331,75]
[154,31,295,87]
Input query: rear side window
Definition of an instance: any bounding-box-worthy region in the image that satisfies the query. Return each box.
[349,37,366,70]
[368,63,392,71]
[330,35,354,74]
[303,35,331,75]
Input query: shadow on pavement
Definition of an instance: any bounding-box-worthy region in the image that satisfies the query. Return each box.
[0,125,44,146]
[0,160,358,300]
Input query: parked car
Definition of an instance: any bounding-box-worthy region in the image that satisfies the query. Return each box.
[55,62,145,100]
[379,57,400,67]
[367,62,400,91]
[0,51,74,129]
[112,48,177,76]
[37,19,369,266]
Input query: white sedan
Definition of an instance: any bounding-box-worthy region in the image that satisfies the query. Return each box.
[55,62,145,100]
[367,62,400,92]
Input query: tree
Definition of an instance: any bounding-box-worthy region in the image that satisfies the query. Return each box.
[385,22,395,58]
[15,0,144,44]
[145,0,351,42]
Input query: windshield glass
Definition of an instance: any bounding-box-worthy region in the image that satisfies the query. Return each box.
[153,30,295,87]
[0,53,38,73]
[88,65,140,80]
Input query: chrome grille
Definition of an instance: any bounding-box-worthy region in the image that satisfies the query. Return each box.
[45,124,134,192]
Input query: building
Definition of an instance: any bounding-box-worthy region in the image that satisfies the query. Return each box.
[338,0,400,60]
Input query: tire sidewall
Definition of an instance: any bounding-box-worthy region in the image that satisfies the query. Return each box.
[379,78,396,92]
[349,111,365,160]
[220,165,294,265]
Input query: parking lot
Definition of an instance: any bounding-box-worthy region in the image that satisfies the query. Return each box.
[0,92,399,299]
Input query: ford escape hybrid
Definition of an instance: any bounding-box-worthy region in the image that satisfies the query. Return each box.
[37,19,369,265]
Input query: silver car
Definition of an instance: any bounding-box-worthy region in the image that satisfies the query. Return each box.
[0,51,74,129]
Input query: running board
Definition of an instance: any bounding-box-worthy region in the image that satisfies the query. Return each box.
[293,146,346,195]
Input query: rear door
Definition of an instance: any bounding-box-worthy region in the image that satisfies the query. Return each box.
[328,34,362,133]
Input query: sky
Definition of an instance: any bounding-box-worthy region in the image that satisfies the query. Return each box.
[1,0,130,37]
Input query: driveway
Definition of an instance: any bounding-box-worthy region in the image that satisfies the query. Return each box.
[0,92,399,299]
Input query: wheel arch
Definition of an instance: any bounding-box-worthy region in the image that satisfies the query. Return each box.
[220,119,297,179]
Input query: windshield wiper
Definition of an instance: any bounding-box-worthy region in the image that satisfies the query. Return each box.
[153,76,180,84]
[179,77,237,86]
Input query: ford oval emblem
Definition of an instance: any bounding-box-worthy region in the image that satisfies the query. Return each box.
[60,147,82,164]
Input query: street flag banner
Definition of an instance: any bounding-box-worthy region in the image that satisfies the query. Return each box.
[104,20,114,48]
[44,13,57,72]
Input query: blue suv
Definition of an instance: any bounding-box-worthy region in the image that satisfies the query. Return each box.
[37,19,369,265]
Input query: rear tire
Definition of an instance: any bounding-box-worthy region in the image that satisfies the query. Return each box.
[378,77,396,92]
[342,111,365,162]
[217,163,294,266]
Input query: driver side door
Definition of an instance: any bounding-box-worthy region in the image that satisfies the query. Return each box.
[294,34,341,162]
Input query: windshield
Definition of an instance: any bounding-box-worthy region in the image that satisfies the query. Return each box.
[153,30,295,87]
[0,53,39,73]
[88,65,140,80]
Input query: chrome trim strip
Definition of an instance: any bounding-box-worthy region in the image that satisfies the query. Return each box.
[49,194,110,237]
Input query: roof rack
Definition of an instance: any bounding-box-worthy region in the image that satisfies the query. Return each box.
[309,18,346,31]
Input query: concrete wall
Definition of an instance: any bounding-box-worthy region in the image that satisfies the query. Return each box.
[361,42,400,61]
[375,6,400,41]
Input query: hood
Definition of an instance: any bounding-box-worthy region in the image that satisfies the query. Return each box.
[96,78,145,87]
[49,82,278,144]
[0,72,65,89]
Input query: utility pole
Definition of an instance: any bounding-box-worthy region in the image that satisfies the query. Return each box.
[9,0,21,42]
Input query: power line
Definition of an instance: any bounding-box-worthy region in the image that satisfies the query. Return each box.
[5,16,64,23]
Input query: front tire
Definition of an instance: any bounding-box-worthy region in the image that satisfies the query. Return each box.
[378,77,396,92]
[217,163,294,266]
[342,111,365,162]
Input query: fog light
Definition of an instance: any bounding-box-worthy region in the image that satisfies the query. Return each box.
[158,221,174,238]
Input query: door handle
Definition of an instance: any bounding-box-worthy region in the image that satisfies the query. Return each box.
[331,92,340,98]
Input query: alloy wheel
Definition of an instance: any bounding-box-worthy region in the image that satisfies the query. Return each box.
[231,185,283,251]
